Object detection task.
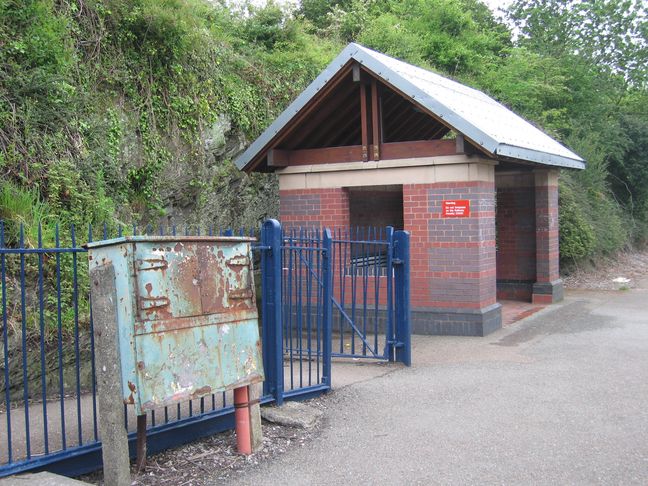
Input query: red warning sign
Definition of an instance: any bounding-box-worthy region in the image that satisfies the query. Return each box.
[442,199,470,218]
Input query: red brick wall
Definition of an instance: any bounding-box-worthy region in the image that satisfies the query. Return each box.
[279,188,350,228]
[404,181,497,311]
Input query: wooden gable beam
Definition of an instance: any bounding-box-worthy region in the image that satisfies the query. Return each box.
[371,78,381,160]
[267,139,459,167]
[360,83,369,161]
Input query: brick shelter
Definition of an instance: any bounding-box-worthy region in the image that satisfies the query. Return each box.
[235,43,584,336]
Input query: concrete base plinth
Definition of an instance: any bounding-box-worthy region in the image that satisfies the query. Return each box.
[411,303,502,336]
[496,280,534,301]
[532,279,564,304]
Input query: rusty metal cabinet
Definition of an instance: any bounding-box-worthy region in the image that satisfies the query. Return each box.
[87,236,264,415]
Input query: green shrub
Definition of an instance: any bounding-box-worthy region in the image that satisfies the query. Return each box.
[558,181,595,261]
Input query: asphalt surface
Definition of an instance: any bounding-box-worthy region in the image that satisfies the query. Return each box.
[229,282,648,485]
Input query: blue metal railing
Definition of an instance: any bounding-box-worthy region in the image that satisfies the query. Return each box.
[0,219,409,478]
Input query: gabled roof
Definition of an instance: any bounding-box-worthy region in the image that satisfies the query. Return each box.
[235,43,585,171]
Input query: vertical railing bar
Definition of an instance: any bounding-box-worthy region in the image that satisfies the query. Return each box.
[71,225,83,446]
[373,228,380,354]
[339,228,346,354]
[1,221,12,463]
[362,227,368,356]
[37,224,49,453]
[306,234,313,387]
[287,235,294,390]
[281,235,286,351]
[88,224,99,441]
[350,226,358,355]
[55,224,66,451]
[315,229,322,384]
[19,224,31,458]
[297,231,303,389]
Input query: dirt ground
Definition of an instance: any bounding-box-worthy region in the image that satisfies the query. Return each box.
[562,248,648,290]
[80,398,328,486]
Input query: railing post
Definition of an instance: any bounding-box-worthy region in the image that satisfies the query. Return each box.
[385,226,394,359]
[393,230,411,366]
[261,219,284,405]
[321,228,333,387]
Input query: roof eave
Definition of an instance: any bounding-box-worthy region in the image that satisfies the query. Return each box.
[495,144,586,170]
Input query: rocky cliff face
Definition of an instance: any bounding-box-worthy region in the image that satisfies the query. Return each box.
[156,114,279,231]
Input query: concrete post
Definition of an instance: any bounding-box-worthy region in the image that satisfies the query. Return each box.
[248,383,264,452]
[89,264,131,486]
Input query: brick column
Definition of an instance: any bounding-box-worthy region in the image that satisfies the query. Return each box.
[279,188,350,228]
[532,170,563,304]
[405,180,501,336]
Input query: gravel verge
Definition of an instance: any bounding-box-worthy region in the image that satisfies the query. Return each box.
[79,397,327,486]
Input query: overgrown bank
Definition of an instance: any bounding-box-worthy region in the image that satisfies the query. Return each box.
[1,0,647,264]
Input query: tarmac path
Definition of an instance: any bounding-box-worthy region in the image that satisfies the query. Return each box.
[230,280,648,485]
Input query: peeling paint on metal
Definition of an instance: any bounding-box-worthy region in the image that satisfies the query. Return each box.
[87,236,264,415]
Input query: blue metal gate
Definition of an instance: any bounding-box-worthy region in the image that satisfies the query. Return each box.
[330,227,411,363]
[0,219,409,478]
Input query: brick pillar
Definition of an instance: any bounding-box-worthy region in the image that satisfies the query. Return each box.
[279,188,350,228]
[532,170,563,304]
[404,180,501,336]
[495,172,536,301]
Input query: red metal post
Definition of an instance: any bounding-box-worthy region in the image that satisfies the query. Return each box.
[234,386,252,455]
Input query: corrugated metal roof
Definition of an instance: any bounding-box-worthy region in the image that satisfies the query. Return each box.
[235,43,585,171]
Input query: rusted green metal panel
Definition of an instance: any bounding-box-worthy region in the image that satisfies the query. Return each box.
[87,236,263,416]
